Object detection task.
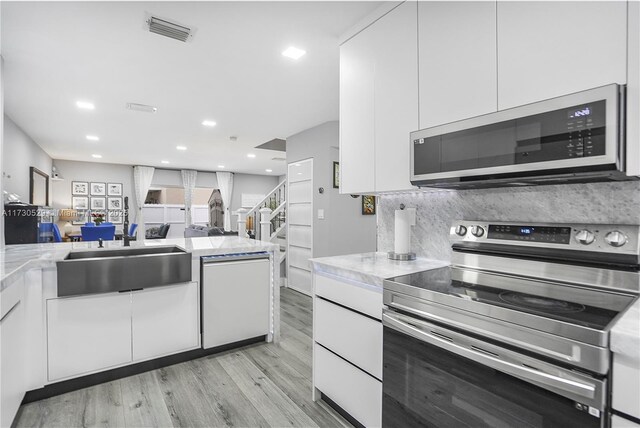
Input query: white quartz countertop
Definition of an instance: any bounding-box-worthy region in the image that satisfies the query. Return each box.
[1,236,279,291]
[611,299,640,363]
[309,252,448,288]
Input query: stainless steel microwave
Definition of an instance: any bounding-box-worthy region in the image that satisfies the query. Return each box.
[410,84,634,188]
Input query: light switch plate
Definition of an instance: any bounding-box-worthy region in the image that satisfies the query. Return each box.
[318,209,325,220]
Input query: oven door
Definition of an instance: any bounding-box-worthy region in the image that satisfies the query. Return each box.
[382,310,607,428]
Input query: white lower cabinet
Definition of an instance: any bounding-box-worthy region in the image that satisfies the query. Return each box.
[315,298,382,379]
[612,352,640,420]
[314,344,382,428]
[47,282,200,382]
[1,279,26,428]
[313,272,382,427]
[47,292,132,381]
[612,415,640,428]
[132,282,199,361]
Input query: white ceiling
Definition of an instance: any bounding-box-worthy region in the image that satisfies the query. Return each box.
[1,1,381,176]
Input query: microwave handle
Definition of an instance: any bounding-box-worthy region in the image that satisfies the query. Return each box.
[382,311,601,406]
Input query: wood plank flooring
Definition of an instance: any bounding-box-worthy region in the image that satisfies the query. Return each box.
[15,288,350,428]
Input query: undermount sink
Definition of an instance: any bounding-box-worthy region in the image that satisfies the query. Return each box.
[57,245,192,297]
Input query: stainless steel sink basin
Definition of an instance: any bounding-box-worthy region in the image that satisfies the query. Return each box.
[57,245,192,297]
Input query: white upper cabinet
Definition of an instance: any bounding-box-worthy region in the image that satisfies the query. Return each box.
[340,23,376,194]
[374,1,419,192]
[497,1,627,110]
[339,2,418,194]
[418,1,497,128]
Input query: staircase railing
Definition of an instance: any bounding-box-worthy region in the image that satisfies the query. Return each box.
[240,180,286,241]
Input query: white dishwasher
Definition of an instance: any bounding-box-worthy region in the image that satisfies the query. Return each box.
[201,252,271,349]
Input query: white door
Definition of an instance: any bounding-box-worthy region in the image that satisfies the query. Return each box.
[287,159,313,295]
[497,1,627,109]
[374,1,419,192]
[47,292,132,381]
[419,1,497,128]
[340,22,376,194]
[202,259,270,348]
[132,282,200,362]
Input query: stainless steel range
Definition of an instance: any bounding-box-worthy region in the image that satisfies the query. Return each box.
[382,221,639,428]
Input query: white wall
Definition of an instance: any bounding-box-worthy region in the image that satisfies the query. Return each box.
[287,121,377,257]
[3,116,52,204]
[51,159,136,231]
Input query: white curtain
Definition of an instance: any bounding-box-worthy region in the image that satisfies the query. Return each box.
[133,166,155,239]
[181,170,197,227]
[216,172,234,231]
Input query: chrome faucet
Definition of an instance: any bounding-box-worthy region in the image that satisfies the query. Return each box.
[122,196,132,247]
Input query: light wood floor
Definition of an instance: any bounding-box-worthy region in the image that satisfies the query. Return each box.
[15,288,350,428]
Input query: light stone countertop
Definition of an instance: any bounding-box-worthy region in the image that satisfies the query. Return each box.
[309,252,448,289]
[610,299,640,363]
[1,236,279,292]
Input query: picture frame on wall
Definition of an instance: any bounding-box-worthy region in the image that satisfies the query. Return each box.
[90,182,106,196]
[108,183,122,196]
[72,181,89,196]
[107,210,123,224]
[90,197,106,210]
[362,195,376,215]
[107,197,122,210]
[72,196,88,211]
[333,161,340,189]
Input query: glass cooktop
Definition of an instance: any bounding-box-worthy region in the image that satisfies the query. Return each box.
[387,267,636,331]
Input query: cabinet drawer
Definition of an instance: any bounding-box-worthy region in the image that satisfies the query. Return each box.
[314,273,382,320]
[613,352,640,419]
[315,297,382,379]
[314,343,382,427]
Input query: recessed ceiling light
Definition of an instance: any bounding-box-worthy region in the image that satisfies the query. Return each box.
[92,154,102,159]
[247,153,256,158]
[265,169,273,173]
[76,101,95,110]
[86,135,100,141]
[176,145,187,151]
[218,165,225,169]
[202,120,217,127]
[161,160,170,164]
[282,46,306,60]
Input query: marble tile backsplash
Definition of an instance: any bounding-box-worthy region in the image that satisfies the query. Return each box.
[377,181,640,262]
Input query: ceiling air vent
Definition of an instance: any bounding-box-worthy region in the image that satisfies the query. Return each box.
[146,15,193,43]
[126,103,157,113]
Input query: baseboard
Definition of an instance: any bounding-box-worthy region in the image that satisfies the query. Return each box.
[23,335,266,404]
[287,284,311,296]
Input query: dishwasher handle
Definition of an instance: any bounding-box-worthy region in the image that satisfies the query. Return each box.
[201,251,270,264]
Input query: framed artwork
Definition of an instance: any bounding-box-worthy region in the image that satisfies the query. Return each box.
[30,167,49,206]
[72,196,88,210]
[108,197,123,210]
[90,182,106,196]
[362,195,376,215]
[90,197,106,210]
[333,161,340,189]
[108,210,123,224]
[72,210,88,226]
[72,181,89,196]
[108,183,122,196]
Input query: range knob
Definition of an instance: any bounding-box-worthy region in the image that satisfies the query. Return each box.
[454,225,467,236]
[470,225,485,238]
[605,230,627,247]
[575,229,596,245]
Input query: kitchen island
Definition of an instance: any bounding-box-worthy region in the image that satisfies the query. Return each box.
[0,236,279,427]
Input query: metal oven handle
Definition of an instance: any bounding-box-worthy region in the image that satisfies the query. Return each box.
[383,311,603,407]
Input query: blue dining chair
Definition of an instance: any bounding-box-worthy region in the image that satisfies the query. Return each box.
[81,225,115,241]
[129,223,138,238]
[52,224,63,243]
[84,222,95,227]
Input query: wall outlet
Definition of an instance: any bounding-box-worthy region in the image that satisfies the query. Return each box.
[318,209,325,220]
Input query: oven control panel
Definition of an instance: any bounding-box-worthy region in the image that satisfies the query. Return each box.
[450,221,640,255]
